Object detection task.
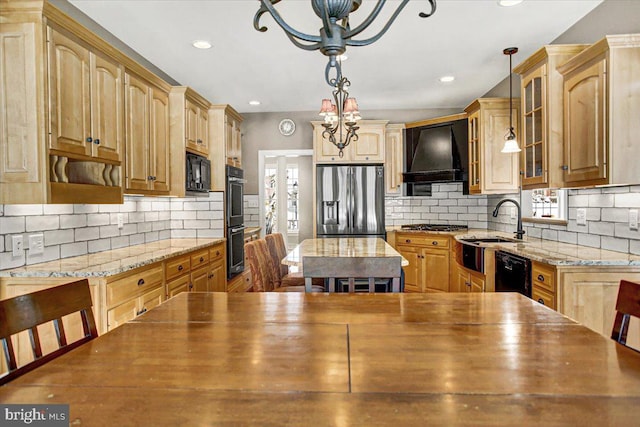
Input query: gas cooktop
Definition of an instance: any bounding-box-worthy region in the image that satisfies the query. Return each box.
[400,224,469,232]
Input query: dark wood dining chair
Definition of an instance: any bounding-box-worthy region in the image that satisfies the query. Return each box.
[0,279,98,385]
[611,279,640,351]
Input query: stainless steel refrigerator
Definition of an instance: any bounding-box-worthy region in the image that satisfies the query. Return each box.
[316,165,385,237]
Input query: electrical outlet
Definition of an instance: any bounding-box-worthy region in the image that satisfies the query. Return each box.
[248,200,259,208]
[11,235,23,257]
[510,207,516,219]
[630,209,639,231]
[117,213,124,229]
[576,208,587,226]
[29,233,44,255]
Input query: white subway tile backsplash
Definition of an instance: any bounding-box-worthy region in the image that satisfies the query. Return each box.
[4,205,44,216]
[43,205,73,215]
[588,194,614,207]
[183,202,210,211]
[60,214,87,229]
[87,213,110,227]
[158,230,171,240]
[129,233,145,246]
[171,229,197,238]
[1,252,26,270]
[75,227,100,241]
[589,221,614,236]
[26,245,59,265]
[144,231,160,243]
[129,212,145,223]
[1,217,25,234]
[61,242,88,258]
[615,192,640,208]
[137,222,152,233]
[171,211,197,220]
[601,236,629,253]
[630,240,640,255]
[145,211,160,222]
[601,208,629,223]
[111,236,130,249]
[541,229,558,241]
[89,239,111,253]
[614,223,640,240]
[73,205,99,214]
[100,225,120,238]
[557,231,578,245]
[26,216,59,232]
[578,233,601,248]
[44,229,74,246]
[120,224,138,236]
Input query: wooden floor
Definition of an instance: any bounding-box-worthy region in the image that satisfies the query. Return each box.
[1,292,640,426]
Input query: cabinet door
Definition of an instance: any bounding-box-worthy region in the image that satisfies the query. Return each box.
[467,111,481,193]
[314,124,347,162]
[138,287,163,316]
[225,117,236,165]
[191,266,209,292]
[423,248,450,292]
[198,107,209,155]
[352,126,384,162]
[563,60,607,185]
[521,66,546,186]
[185,99,199,151]
[48,28,91,157]
[455,265,471,293]
[150,87,170,193]
[469,272,485,293]
[125,73,150,191]
[91,52,123,162]
[107,298,137,331]
[167,274,190,298]
[385,126,403,194]
[396,245,420,292]
[208,261,226,292]
[482,104,519,193]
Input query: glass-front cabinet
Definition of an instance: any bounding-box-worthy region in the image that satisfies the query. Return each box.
[514,45,588,189]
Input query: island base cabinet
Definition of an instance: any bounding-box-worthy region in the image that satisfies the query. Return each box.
[107,287,163,330]
[559,269,640,350]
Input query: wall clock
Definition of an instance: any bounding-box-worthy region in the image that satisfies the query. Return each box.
[278,119,296,136]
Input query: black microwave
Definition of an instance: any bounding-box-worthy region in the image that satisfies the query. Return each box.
[186,152,211,194]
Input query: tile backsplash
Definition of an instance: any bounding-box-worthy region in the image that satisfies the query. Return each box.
[0,193,224,270]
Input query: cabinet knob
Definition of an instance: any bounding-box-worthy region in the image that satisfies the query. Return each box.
[475,179,479,184]
[561,165,568,171]
[94,139,100,145]
[365,156,369,160]
[209,273,214,279]
[197,139,202,144]
[405,239,411,243]
[148,175,154,181]
[432,241,438,246]
[137,278,145,286]
[538,274,544,282]
[538,298,545,305]
[466,282,471,287]
[189,283,193,290]
[200,256,204,262]
[136,307,148,316]
[216,251,220,256]
[86,137,92,143]
[178,265,184,271]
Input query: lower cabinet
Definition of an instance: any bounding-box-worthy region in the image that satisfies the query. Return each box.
[167,274,190,298]
[454,262,485,293]
[208,260,226,292]
[191,266,209,292]
[227,269,252,292]
[531,261,556,310]
[395,233,450,292]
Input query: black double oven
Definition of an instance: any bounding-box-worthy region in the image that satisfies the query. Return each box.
[226,165,245,278]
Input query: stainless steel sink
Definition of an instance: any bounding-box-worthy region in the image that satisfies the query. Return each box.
[460,237,518,244]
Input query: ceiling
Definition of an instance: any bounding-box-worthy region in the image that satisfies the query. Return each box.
[67,0,602,113]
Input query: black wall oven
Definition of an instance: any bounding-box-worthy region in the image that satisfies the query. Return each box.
[226,165,245,278]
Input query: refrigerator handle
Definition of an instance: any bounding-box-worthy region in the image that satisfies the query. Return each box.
[349,167,355,233]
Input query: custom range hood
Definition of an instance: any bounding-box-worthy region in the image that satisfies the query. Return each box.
[403,118,468,194]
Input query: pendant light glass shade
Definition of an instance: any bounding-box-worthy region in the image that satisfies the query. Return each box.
[502,47,520,154]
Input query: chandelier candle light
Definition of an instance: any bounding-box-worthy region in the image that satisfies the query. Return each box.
[319,75,361,157]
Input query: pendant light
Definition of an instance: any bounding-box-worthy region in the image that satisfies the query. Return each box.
[502,47,521,153]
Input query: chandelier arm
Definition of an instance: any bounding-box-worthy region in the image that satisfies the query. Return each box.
[345,0,393,38]
[285,33,323,51]
[345,0,412,46]
[254,0,322,44]
[418,0,437,18]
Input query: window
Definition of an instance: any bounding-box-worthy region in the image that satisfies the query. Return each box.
[522,189,568,223]
[264,165,277,234]
[286,166,299,232]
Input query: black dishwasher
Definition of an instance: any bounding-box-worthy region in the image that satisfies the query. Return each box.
[495,251,532,298]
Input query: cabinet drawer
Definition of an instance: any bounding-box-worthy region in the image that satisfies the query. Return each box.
[228,269,251,293]
[396,234,449,249]
[190,249,209,269]
[165,255,191,281]
[107,264,163,307]
[138,287,164,316]
[532,286,556,310]
[532,262,555,293]
[210,243,224,262]
[167,273,190,298]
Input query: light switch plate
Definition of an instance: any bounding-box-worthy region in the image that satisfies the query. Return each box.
[630,209,639,230]
[117,213,124,229]
[29,233,44,255]
[576,208,587,226]
[12,235,23,257]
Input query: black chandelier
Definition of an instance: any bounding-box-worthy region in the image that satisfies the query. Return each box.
[319,75,360,157]
[254,0,438,86]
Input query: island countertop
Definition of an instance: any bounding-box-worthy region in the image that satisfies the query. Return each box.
[0,238,225,278]
[283,237,409,268]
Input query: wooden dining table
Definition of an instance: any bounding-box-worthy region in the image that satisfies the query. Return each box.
[1,291,640,425]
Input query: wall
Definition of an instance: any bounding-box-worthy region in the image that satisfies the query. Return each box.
[0,193,224,270]
[488,186,640,255]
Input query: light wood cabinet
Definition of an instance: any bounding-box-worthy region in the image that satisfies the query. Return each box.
[169,87,210,158]
[558,34,640,187]
[312,120,388,163]
[209,104,244,191]
[454,262,486,293]
[394,233,450,293]
[191,266,209,292]
[227,269,252,293]
[384,124,404,194]
[464,98,520,194]
[107,287,163,330]
[125,72,170,194]
[514,45,588,189]
[531,261,556,310]
[167,273,190,299]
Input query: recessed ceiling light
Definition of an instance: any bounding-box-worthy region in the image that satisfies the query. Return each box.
[498,0,524,6]
[192,40,212,49]
[249,100,261,106]
[439,76,455,83]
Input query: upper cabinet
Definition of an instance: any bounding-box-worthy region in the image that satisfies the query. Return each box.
[558,34,640,187]
[209,104,244,191]
[384,123,405,194]
[514,45,588,189]
[312,120,388,163]
[464,98,520,195]
[124,72,170,195]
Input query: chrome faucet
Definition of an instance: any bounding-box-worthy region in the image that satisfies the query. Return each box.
[492,199,525,240]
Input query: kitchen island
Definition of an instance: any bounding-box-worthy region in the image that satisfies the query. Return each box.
[1,291,639,425]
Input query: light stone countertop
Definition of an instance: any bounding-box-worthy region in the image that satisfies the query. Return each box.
[390,228,640,266]
[0,238,225,278]
[283,237,409,268]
